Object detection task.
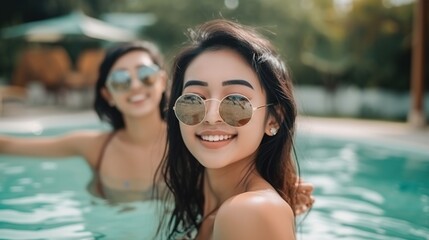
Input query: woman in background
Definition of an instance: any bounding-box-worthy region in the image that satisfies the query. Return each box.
[0,41,169,203]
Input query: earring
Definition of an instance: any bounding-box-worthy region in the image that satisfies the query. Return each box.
[109,101,115,107]
[270,127,278,136]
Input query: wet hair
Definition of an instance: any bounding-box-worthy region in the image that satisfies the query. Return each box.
[94,41,167,130]
[163,19,298,238]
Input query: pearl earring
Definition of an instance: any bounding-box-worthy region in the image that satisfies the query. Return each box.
[270,127,278,136]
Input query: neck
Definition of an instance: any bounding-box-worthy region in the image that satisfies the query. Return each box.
[122,111,166,145]
[203,155,257,213]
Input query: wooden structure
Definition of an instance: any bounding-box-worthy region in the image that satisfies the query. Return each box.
[408,0,428,127]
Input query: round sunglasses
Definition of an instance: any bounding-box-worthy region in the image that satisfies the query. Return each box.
[173,93,273,127]
[106,65,160,92]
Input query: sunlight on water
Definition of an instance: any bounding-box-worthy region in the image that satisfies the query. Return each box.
[0,224,92,240]
[296,134,429,240]
[0,159,165,239]
[0,191,90,239]
[3,165,25,175]
[0,128,428,239]
[0,192,83,224]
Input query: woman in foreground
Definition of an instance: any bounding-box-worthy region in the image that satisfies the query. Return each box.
[163,19,303,239]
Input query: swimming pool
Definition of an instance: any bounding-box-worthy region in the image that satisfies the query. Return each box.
[0,113,428,239]
[295,134,429,240]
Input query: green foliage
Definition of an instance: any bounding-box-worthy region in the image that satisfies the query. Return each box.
[0,0,426,92]
[342,0,415,91]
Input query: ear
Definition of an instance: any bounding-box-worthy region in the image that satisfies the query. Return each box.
[265,113,279,136]
[265,105,283,136]
[101,87,115,106]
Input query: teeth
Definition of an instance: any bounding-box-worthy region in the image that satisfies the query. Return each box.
[128,94,145,103]
[201,135,232,142]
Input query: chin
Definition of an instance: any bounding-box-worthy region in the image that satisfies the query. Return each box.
[130,107,157,117]
[194,155,229,169]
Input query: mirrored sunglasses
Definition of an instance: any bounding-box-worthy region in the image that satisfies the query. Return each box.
[173,93,273,127]
[106,65,160,92]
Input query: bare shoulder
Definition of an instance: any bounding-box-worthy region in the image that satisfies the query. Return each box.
[66,129,109,139]
[217,189,294,219]
[213,190,295,240]
[67,130,112,165]
[42,130,112,167]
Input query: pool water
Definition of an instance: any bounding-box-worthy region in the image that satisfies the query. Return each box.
[296,135,429,240]
[0,122,428,239]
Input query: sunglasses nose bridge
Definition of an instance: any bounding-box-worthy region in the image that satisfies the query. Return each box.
[128,72,144,89]
[203,99,223,124]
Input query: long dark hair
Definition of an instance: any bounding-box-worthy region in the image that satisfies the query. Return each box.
[163,19,298,238]
[94,41,167,130]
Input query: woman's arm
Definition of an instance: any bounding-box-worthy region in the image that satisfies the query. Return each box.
[0,131,108,165]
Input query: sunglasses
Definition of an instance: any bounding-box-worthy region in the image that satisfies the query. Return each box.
[173,93,273,127]
[106,65,160,92]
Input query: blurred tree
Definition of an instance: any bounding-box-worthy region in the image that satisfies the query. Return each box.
[0,0,426,94]
[297,0,417,91]
[297,0,352,92]
[140,0,308,73]
[0,0,78,27]
[0,0,82,82]
[345,0,414,91]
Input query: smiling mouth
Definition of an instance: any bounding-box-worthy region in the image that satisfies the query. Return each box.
[200,135,234,142]
[128,94,146,103]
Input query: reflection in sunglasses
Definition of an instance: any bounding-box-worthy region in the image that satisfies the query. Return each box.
[173,93,272,127]
[106,65,159,92]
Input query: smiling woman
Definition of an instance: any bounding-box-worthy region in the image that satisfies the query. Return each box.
[0,41,169,204]
[0,41,170,240]
[0,39,315,239]
[163,19,302,240]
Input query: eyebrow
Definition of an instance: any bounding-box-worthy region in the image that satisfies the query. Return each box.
[184,80,208,89]
[183,79,254,90]
[135,64,155,69]
[222,79,254,89]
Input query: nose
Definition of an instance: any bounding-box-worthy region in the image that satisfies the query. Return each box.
[129,75,142,90]
[203,99,223,125]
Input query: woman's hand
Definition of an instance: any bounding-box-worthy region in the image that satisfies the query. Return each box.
[295,179,315,215]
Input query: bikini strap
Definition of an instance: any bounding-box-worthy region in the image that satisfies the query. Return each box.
[94,131,117,199]
[95,131,117,171]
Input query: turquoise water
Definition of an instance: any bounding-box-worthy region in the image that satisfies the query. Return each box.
[296,135,429,240]
[0,122,428,239]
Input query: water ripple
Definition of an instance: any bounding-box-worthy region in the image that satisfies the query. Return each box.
[0,192,83,224]
[0,224,93,240]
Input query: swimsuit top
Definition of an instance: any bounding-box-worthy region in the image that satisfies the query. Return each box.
[86,131,163,203]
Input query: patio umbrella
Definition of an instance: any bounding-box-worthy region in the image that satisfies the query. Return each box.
[1,11,137,42]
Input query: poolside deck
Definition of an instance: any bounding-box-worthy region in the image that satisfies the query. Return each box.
[0,101,428,151]
[298,116,429,152]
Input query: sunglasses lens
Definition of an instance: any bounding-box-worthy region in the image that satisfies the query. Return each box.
[220,95,252,127]
[107,70,131,92]
[137,65,159,86]
[174,94,206,125]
